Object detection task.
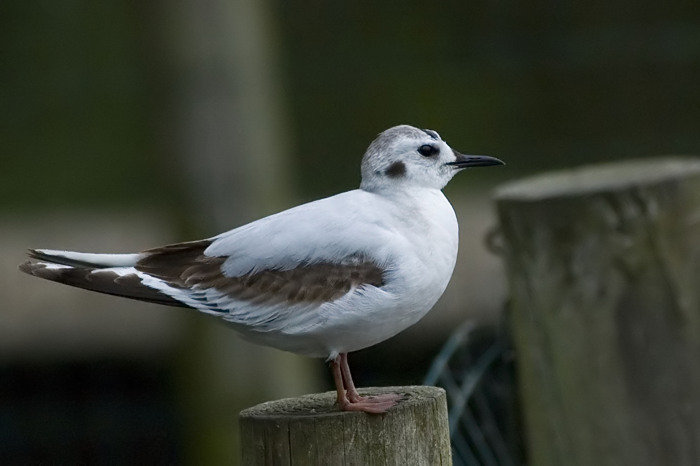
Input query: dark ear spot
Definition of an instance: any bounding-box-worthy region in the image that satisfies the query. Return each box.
[385,161,406,178]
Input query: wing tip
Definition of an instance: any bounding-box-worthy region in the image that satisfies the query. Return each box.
[18,260,36,275]
[20,249,62,276]
[19,259,192,308]
[19,260,69,278]
[19,259,49,275]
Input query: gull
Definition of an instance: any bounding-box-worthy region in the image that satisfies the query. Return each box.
[19,125,504,413]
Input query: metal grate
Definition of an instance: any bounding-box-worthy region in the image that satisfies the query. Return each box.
[424,321,525,466]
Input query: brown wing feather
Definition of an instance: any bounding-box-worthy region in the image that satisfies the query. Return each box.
[135,240,385,306]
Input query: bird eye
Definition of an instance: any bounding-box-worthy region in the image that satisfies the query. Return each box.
[418,144,439,157]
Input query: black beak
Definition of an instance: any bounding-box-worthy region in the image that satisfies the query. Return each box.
[446,152,505,168]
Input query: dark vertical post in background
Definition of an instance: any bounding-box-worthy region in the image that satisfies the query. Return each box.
[151,0,319,463]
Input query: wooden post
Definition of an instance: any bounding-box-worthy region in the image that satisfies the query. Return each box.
[495,157,700,466]
[239,386,451,465]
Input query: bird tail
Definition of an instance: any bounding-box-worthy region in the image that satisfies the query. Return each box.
[19,249,188,308]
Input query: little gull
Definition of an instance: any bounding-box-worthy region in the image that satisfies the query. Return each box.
[20,125,503,413]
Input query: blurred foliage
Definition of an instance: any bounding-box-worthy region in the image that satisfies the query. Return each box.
[274,1,700,195]
[2,1,700,210]
[1,0,160,211]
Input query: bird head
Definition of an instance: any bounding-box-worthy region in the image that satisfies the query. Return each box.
[360,125,504,192]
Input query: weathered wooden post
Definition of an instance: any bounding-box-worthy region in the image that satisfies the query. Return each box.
[239,386,451,465]
[495,157,700,466]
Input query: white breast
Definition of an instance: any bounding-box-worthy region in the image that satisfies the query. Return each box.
[239,187,460,359]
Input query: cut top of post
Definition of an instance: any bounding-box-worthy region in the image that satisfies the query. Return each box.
[239,386,452,466]
[239,385,444,419]
[496,157,700,201]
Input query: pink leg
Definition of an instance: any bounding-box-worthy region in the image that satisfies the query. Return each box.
[339,353,364,402]
[331,355,348,407]
[330,353,402,414]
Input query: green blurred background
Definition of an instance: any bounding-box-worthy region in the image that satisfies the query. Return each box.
[2,0,699,464]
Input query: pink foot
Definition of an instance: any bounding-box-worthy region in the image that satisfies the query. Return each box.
[338,393,402,414]
[330,353,404,413]
[347,390,402,404]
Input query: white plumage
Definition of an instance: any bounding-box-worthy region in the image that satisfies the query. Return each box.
[20,125,503,412]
